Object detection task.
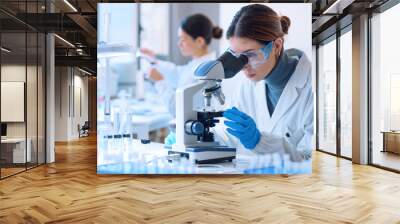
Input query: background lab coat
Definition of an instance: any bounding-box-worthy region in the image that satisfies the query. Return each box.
[214,52,314,162]
[153,52,216,117]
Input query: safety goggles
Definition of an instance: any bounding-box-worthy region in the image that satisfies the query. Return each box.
[227,41,274,69]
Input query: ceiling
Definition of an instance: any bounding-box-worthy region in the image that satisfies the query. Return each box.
[0,0,395,75]
[0,0,97,74]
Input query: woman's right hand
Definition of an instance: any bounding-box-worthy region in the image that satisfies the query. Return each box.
[139,48,156,59]
[148,67,164,81]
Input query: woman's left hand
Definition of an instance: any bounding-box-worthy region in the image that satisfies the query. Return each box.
[223,107,261,149]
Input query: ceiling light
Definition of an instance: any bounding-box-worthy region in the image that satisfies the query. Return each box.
[1,47,11,53]
[63,0,78,12]
[78,67,92,76]
[54,34,75,48]
[323,0,355,15]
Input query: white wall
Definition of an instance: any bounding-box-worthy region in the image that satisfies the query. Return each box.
[55,67,68,141]
[1,65,40,137]
[72,74,89,138]
[1,64,46,163]
[55,67,89,141]
[1,65,26,139]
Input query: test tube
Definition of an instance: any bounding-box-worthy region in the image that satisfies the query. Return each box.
[272,153,282,168]
[282,154,291,173]
[106,135,113,152]
[123,134,131,150]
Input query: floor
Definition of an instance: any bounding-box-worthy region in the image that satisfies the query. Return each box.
[372,150,400,171]
[1,163,44,179]
[0,167,25,178]
[0,136,400,223]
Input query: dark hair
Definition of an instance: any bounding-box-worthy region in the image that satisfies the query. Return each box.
[181,13,223,45]
[226,4,290,44]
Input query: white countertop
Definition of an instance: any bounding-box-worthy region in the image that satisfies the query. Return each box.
[97,138,312,175]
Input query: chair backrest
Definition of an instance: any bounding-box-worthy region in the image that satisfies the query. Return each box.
[82,121,90,129]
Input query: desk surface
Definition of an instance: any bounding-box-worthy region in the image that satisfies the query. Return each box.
[97,138,312,175]
[131,114,171,125]
[1,138,27,143]
[381,131,400,134]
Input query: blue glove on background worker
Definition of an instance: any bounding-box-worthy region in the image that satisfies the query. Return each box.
[164,131,176,146]
[223,107,261,149]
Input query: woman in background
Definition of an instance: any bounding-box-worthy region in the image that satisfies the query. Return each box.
[140,13,222,145]
[140,13,222,116]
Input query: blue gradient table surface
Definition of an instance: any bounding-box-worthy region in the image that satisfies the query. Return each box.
[97,138,312,175]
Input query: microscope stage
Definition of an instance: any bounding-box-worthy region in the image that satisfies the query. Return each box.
[168,146,236,164]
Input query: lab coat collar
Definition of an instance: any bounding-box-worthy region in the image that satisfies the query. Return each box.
[262,51,311,132]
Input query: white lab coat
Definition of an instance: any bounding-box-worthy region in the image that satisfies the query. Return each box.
[153,52,216,116]
[214,52,314,162]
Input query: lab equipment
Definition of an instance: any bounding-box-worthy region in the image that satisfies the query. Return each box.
[123,134,132,149]
[223,107,261,149]
[141,139,151,144]
[97,12,136,140]
[169,51,248,164]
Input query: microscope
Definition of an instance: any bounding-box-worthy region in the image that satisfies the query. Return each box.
[169,51,248,164]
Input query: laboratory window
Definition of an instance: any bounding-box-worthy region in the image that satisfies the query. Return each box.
[317,37,337,155]
[339,29,352,159]
[370,3,400,171]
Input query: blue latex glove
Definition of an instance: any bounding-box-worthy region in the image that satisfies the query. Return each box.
[164,131,176,146]
[223,107,261,149]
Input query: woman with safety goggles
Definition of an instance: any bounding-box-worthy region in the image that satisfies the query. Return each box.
[215,4,314,162]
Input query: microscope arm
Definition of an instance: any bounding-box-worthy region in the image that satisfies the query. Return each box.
[194,51,248,80]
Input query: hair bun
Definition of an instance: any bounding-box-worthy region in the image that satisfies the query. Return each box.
[280,15,291,34]
[212,26,223,39]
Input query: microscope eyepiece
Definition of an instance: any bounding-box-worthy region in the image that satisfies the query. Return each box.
[217,51,248,79]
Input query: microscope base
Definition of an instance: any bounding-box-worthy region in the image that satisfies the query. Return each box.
[168,146,236,164]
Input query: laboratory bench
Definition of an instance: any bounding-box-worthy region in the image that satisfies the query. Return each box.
[97,137,312,175]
